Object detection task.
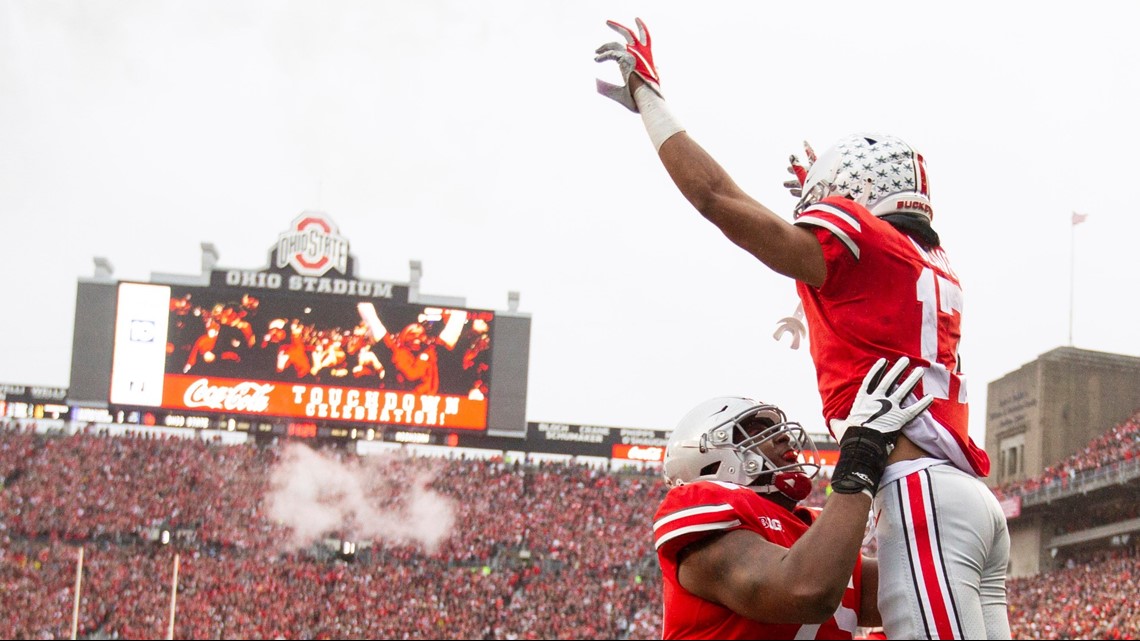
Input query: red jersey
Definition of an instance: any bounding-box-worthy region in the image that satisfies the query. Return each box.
[793,196,989,477]
[653,480,862,640]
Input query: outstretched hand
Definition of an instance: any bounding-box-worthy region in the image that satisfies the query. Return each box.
[782,140,816,198]
[594,17,663,112]
[773,302,807,350]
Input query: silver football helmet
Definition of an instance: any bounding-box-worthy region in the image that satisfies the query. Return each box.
[663,397,820,500]
[794,132,933,222]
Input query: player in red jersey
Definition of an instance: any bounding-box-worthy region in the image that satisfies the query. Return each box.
[596,18,1010,639]
[656,358,931,639]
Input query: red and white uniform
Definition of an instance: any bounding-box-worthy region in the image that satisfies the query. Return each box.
[795,197,1010,640]
[793,196,989,477]
[654,480,862,640]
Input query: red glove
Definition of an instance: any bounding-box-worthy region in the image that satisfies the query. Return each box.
[594,17,663,112]
[783,141,817,198]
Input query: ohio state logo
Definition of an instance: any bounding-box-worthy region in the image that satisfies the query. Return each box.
[275,212,349,277]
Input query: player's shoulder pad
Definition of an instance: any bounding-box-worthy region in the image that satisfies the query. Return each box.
[653,481,750,554]
[793,196,875,260]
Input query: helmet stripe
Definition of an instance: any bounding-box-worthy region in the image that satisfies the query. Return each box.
[915,153,929,197]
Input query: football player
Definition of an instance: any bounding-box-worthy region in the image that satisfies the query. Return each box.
[656,358,929,639]
[597,18,1010,639]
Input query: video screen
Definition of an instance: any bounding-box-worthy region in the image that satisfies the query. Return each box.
[109,282,494,430]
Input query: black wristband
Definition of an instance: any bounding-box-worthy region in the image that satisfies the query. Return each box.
[830,425,892,496]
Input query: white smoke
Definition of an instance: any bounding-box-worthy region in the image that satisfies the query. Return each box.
[265,444,456,553]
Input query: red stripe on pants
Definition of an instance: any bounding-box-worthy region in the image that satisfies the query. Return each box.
[906,473,955,639]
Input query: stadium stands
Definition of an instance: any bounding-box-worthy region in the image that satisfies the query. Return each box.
[993,409,1140,501]
[3,417,1138,639]
[0,423,663,639]
[1007,546,1140,639]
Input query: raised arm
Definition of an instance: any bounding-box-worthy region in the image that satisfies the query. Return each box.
[595,18,825,287]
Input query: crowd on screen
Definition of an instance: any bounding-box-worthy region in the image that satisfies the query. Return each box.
[992,410,1140,500]
[3,420,1135,639]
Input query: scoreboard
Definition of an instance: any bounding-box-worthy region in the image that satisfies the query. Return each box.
[70,212,532,436]
[109,282,495,430]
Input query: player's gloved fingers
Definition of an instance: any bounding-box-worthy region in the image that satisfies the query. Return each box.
[594,50,629,67]
[595,51,634,77]
[890,365,925,402]
[595,79,623,95]
[783,179,803,195]
[606,20,636,44]
[776,318,805,348]
[776,317,805,332]
[595,41,626,56]
[788,157,809,184]
[595,80,637,111]
[877,357,911,395]
[903,393,934,422]
[861,357,889,395]
[635,17,651,46]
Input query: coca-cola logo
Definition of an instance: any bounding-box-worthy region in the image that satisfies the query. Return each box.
[184,379,274,413]
[626,446,665,462]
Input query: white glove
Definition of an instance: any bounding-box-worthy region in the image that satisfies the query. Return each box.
[831,357,933,443]
[594,17,663,112]
[773,302,807,350]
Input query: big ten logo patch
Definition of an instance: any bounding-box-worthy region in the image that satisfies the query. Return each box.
[758,516,783,531]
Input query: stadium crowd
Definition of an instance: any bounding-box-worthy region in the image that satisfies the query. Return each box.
[0,424,663,639]
[1007,546,1140,640]
[993,410,1140,500]
[1,419,1137,639]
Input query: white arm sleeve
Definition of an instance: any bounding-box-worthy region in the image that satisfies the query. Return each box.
[634,84,685,151]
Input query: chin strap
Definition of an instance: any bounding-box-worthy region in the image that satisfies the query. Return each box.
[752,472,813,502]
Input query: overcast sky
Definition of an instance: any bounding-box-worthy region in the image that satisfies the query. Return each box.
[2,1,1138,447]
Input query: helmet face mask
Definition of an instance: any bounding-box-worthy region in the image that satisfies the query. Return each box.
[794,133,934,222]
[664,397,820,500]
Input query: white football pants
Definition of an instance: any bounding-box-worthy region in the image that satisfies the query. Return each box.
[874,462,1011,640]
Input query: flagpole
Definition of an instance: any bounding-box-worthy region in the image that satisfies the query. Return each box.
[71,547,84,640]
[1069,214,1076,346]
[168,553,180,641]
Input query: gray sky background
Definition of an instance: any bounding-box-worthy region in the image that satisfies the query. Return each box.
[2,1,1138,447]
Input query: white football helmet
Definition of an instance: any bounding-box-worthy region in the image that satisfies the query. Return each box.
[794,133,933,222]
[663,397,820,500]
